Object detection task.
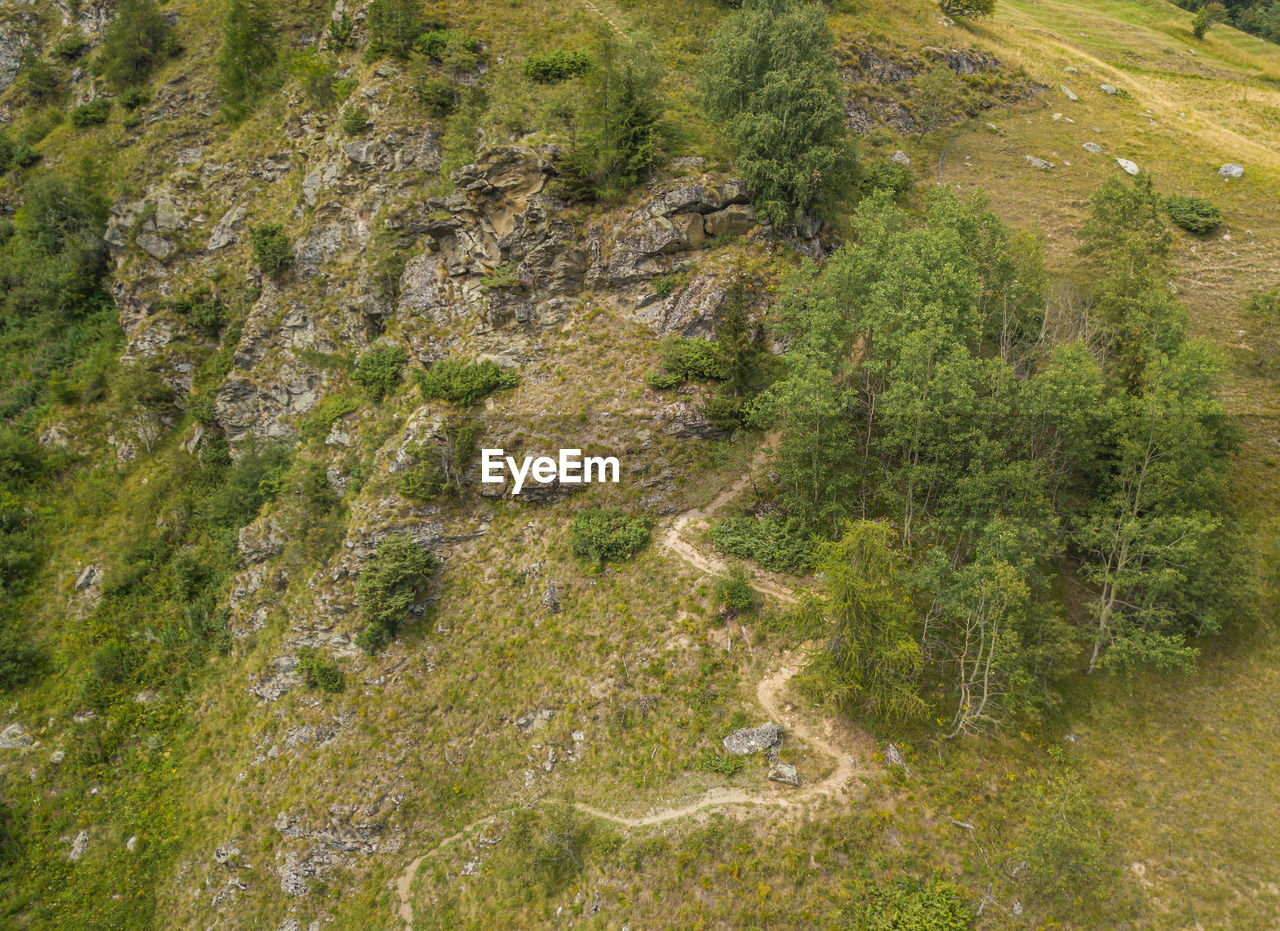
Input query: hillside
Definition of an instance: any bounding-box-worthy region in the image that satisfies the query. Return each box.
[0,0,1277,928]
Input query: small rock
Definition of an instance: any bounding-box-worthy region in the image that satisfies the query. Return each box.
[1062,733,1080,743]
[1060,84,1079,102]
[0,723,31,750]
[1219,163,1244,179]
[723,723,782,756]
[1082,142,1103,153]
[889,150,911,165]
[1052,112,1063,121]
[541,579,561,614]
[885,742,911,776]
[767,762,800,786]
[127,835,140,852]
[1099,83,1117,95]
[1023,155,1054,170]
[1115,157,1140,176]
[69,829,89,862]
[74,564,102,592]
[515,709,555,732]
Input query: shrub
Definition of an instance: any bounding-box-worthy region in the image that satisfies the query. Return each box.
[523,49,592,84]
[939,0,996,17]
[396,452,445,500]
[356,534,437,649]
[570,508,652,566]
[300,390,359,441]
[296,646,345,692]
[414,29,481,73]
[644,370,684,390]
[0,628,43,691]
[55,35,89,60]
[98,0,176,89]
[250,223,291,274]
[119,86,153,110]
[413,72,459,116]
[1165,195,1222,234]
[710,514,813,574]
[416,359,519,406]
[217,0,278,120]
[167,289,227,335]
[698,750,746,775]
[718,564,756,615]
[351,343,407,400]
[658,336,730,382]
[857,157,912,197]
[1193,2,1226,39]
[17,50,59,104]
[289,48,337,105]
[1017,772,1116,908]
[845,877,974,929]
[339,105,370,135]
[70,98,111,128]
[333,76,358,102]
[328,13,355,49]
[366,0,425,58]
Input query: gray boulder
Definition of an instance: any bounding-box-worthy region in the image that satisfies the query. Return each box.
[1115,157,1140,175]
[1082,142,1103,154]
[1024,155,1054,170]
[1060,84,1079,101]
[1099,83,1118,95]
[723,722,782,755]
[1219,163,1244,178]
[767,761,800,786]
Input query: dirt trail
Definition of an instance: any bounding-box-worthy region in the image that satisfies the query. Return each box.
[576,0,628,39]
[660,434,798,604]
[394,437,867,928]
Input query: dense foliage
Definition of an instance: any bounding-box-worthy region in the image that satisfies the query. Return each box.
[752,177,1247,730]
[417,359,519,405]
[1165,194,1222,233]
[356,535,438,651]
[570,508,653,566]
[703,0,852,224]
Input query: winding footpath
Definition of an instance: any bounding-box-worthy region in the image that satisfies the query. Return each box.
[393,441,870,928]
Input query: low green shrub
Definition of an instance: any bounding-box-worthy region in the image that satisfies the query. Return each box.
[339,105,370,135]
[356,534,437,650]
[718,564,756,615]
[250,223,292,274]
[296,645,345,692]
[396,451,445,500]
[328,14,355,49]
[167,288,227,335]
[351,344,407,401]
[644,370,684,390]
[844,877,974,930]
[70,98,111,128]
[698,750,746,775]
[119,86,153,110]
[571,508,652,566]
[300,390,359,441]
[523,49,592,84]
[55,35,89,60]
[658,336,730,382]
[1165,195,1222,234]
[710,514,813,574]
[857,157,912,197]
[414,29,481,70]
[416,359,519,406]
[413,73,459,116]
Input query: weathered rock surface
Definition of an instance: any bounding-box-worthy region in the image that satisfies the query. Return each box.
[723,722,782,756]
[767,761,800,786]
[1219,163,1244,178]
[1115,157,1140,176]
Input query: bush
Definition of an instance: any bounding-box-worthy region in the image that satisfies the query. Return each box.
[289,48,337,105]
[98,0,176,89]
[939,0,996,17]
[217,0,278,120]
[0,628,43,691]
[523,49,592,84]
[845,877,973,930]
[570,508,652,566]
[718,564,756,615]
[857,157,912,197]
[396,452,446,500]
[119,86,153,110]
[339,105,370,135]
[710,514,813,574]
[357,535,437,649]
[658,336,730,382]
[414,29,481,73]
[644,370,684,390]
[1017,773,1116,908]
[413,72,459,116]
[1165,194,1222,234]
[168,289,227,335]
[328,14,355,49]
[250,223,291,275]
[70,98,111,128]
[55,35,90,60]
[416,359,519,405]
[366,0,425,58]
[351,344,407,400]
[296,645,345,692]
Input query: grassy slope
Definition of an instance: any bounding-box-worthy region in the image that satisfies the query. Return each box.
[2,0,1278,928]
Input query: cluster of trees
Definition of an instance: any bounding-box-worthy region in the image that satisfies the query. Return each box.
[755,176,1247,733]
[1175,0,1280,43]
